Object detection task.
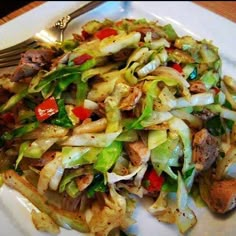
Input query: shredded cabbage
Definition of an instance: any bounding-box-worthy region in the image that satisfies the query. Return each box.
[1,16,234,235]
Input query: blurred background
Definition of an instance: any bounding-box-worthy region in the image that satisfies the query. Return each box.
[0,1,31,17]
[0,1,44,23]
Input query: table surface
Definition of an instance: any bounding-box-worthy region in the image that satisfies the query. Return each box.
[193,1,236,23]
[0,1,236,24]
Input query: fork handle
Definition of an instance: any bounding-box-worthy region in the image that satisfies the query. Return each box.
[68,1,106,23]
[55,1,106,41]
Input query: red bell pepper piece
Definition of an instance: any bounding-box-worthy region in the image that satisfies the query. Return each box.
[72,106,91,121]
[35,97,58,122]
[94,28,118,40]
[73,53,93,65]
[144,168,164,192]
[172,63,183,73]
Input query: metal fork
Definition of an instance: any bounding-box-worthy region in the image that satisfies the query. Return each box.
[0,1,106,68]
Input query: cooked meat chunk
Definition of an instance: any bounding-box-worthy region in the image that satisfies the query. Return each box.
[20,151,56,170]
[11,63,40,82]
[21,48,55,66]
[192,128,219,171]
[119,86,142,111]
[12,48,56,81]
[209,179,236,213]
[111,48,133,62]
[125,140,150,166]
[189,80,207,93]
[76,174,94,192]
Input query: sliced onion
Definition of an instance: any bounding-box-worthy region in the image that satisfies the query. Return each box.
[216,146,236,180]
[83,99,98,110]
[149,38,170,49]
[49,166,64,191]
[171,109,203,129]
[176,92,214,108]
[159,86,177,109]
[134,164,148,187]
[176,172,197,233]
[221,108,236,121]
[151,66,190,88]
[221,81,236,110]
[148,191,168,215]
[37,153,62,195]
[126,47,149,67]
[137,58,160,77]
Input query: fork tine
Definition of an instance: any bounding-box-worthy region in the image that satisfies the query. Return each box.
[0,40,39,68]
[0,60,20,68]
[0,54,21,63]
[0,38,36,54]
[0,41,38,59]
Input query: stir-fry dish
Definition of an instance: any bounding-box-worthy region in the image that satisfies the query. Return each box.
[0,17,236,235]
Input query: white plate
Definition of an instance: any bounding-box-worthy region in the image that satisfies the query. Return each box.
[0,1,236,236]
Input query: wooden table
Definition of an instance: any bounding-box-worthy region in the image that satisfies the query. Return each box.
[193,1,236,23]
[0,1,236,24]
